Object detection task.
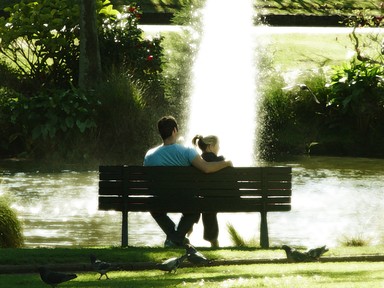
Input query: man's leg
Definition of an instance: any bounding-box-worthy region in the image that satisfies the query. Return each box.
[176,213,200,243]
[150,212,176,238]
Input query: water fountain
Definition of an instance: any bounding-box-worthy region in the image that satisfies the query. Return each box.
[186,0,258,166]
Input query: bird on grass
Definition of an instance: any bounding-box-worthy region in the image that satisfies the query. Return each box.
[185,244,212,265]
[90,254,115,280]
[306,245,329,260]
[156,253,188,273]
[282,245,312,262]
[282,245,329,263]
[38,266,77,287]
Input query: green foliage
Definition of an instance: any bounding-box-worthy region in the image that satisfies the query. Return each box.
[259,58,384,159]
[327,60,384,126]
[0,0,164,92]
[227,223,247,247]
[99,4,164,81]
[259,7,384,159]
[160,2,205,122]
[258,70,328,160]
[256,0,381,16]
[92,70,161,164]
[171,0,205,26]
[0,0,81,93]
[323,60,384,155]
[161,30,195,118]
[0,197,24,248]
[11,88,99,140]
[0,87,23,156]
[0,86,100,159]
[226,223,258,247]
[339,234,371,247]
[0,0,166,161]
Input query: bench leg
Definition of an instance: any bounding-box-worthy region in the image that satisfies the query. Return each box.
[122,210,128,247]
[260,211,269,248]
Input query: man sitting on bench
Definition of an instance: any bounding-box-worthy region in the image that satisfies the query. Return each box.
[144,115,233,247]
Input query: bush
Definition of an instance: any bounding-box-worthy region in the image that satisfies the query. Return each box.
[0,87,24,157]
[0,197,23,248]
[99,5,163,82]
[323,60,384,156]
[259,56,384,159]
[258,70,328,160]
[93,69,162,164]
[339,234,371,247]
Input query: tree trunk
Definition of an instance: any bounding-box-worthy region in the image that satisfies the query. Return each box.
[79,0,102,90]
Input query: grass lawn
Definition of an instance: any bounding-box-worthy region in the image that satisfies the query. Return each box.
[260,28,355,73]
[1,245,384,266]
[1,246,384,287]
[2,261,384,287]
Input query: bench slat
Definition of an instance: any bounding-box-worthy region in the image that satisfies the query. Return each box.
[99,196,291,212]
[119,181,291,189]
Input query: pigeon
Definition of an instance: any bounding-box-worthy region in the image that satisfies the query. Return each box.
[282,245,312,263]
[306,245,329,260]
[156,254,188,273]
[38,266,77,287]
[90,254,114,280]
[185,244,211,265]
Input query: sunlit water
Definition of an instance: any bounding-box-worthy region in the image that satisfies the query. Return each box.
[1,156,384,248]
[185,0,257,166]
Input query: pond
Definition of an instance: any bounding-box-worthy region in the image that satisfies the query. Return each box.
[1,156,383,248]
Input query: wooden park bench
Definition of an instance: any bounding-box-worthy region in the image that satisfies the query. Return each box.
[98,166,292,248]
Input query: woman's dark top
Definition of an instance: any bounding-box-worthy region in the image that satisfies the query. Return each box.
[201,152,225,162]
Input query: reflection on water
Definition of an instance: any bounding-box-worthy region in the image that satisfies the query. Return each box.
[1,156,384,248]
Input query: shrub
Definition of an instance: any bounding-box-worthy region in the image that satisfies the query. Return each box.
[339,234,370,247]
[327,61,384,123]
[227,223,258,247]
[99,5,163,82]
[0,197,24,248]
[93,69,161,164]
[258,70,328,160]
[4,87,99,159]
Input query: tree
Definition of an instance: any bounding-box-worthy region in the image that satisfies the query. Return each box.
[79,0,102,90]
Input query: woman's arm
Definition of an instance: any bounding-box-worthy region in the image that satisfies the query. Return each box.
[192,155,233,173]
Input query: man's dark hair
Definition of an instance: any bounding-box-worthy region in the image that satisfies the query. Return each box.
[157,116,178,140]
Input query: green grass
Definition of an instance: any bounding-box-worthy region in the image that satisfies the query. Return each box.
[2,262,384,287]
[1,245,383,266]
[1,245,384,287]
[263,31,354,73]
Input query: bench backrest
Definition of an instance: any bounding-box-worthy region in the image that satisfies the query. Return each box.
[99,166,292,214]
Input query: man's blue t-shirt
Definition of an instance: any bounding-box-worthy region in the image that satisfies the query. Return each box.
[144,143,198,166]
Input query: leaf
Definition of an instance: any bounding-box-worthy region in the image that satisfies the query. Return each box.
[76,120,87,133]
[65,117,74,128]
